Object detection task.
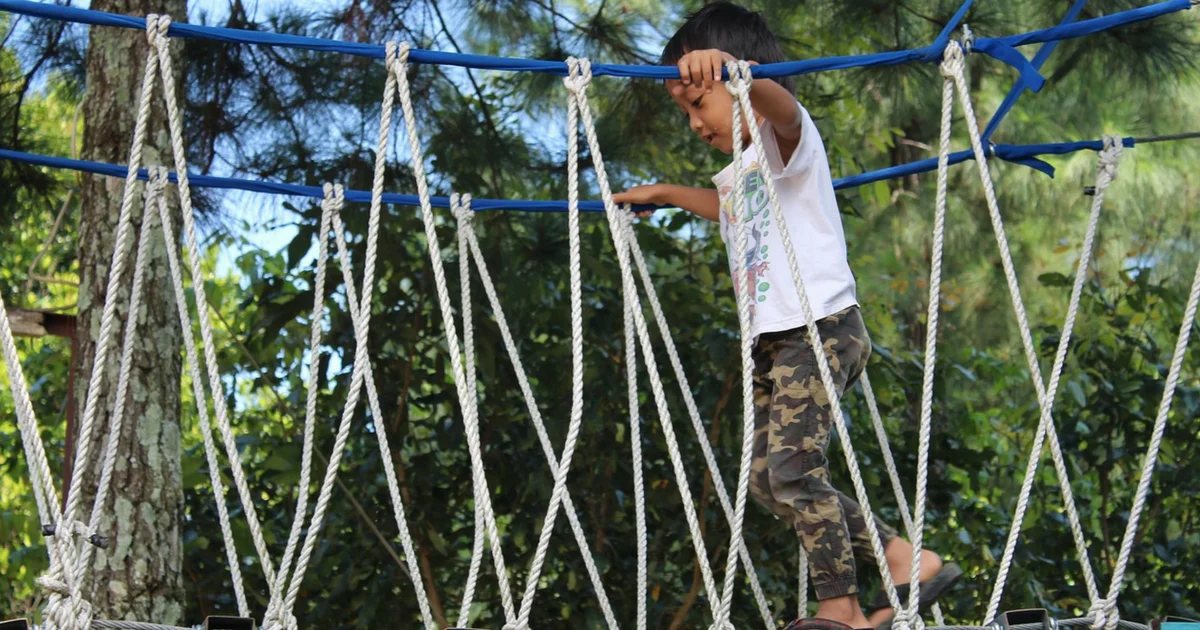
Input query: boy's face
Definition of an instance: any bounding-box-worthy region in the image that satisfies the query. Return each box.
[666,80,748,155]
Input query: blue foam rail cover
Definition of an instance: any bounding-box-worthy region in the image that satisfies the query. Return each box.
[0,138,1136,212]
[0,0,1189,80]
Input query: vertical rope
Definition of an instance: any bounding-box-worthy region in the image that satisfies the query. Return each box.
[901,46,957,627]
[563,57,727,622]
[265,184,341,630]
[453,195,490,627]
[710,59,763,630]
[388,41,516,625]
[860,371,946,626]
[149,166,249,617]
[457,196,621,628]
[616,210,649,630]
[149,18,280,601]
[70,164,168,589]
[508,56,592,630]
[621,204,775,628]
[725,59,907,628]
[1097,254,1200,629]
[942,40,1108,622]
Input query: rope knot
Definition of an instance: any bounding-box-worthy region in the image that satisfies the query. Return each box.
[1090,598,1119,630]
[960,24,975,53]
[939,41,965,77]
[37,573,71,596]
[1098,134,1123,181]
[386,41,412,74]
[147,165,170,193]
[724,60,753,97]
[563,57,593,94]
[451,193,474,223]
[146,13,170,46]
[321,182,345,210]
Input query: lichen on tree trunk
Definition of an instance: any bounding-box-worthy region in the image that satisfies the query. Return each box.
[74,0,188,622]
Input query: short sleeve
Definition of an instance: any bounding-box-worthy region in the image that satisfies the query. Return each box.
[759,102,817,180]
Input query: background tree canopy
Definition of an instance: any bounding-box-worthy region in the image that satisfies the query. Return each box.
[2,0,1198,628]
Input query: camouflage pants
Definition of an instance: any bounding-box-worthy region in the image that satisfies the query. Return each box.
[750,305,898,600]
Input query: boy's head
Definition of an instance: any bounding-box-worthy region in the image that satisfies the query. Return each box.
[661,2,793,154]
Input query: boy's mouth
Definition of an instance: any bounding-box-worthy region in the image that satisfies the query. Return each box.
[703,133,716,145]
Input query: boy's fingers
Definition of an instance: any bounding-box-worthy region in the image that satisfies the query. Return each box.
[691,57,705,90]
[713,56,723,84]
[678,60,691,85]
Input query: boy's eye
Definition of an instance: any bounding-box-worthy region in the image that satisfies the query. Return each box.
[691,96,704,109]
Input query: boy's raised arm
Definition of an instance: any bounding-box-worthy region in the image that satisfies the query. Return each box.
[613,184,721,223]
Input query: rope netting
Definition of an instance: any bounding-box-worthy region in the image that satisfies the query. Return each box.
[1,2,1198,630]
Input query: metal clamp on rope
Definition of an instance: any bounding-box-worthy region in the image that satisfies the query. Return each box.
[203,616,257,630]
[40,522,110,549]
[1000,608,1058,630]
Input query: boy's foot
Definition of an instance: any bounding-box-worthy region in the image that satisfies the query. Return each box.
[815,594,872,629]
[867,539,962,629]
[785,618,874,630]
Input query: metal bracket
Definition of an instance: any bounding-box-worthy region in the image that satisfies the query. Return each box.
[1000,608,1057,630]
[203,617,256,630]
[0,619,31,630]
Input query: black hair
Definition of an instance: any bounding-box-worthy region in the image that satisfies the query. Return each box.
[660,2,795,93]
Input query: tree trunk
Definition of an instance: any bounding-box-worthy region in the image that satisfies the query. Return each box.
[74,0,187,622]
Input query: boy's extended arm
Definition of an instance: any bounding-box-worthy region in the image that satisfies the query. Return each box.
[612,184,721,223]
[748,74,803,158]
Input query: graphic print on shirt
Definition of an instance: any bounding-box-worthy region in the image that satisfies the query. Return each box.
[719,161,772,325]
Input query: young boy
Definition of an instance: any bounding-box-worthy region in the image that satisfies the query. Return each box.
[612,4,960,629]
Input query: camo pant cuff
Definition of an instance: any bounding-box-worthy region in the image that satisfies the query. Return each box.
[814,575,858,600]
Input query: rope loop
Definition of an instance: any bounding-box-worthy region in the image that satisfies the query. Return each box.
[148,165,169,194]
[451,192,474,224]
[723,59,753,97]
[320,182,345,209]
[145,13,170,48]
[386,41,412,76]
[960,24,975,53]
[563,56,593,94]
[1098,134,1123,180]
[940,41,965,78]
[1090,598,1119,630]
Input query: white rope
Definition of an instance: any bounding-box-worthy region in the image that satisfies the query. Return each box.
[31,16,174,629]
[148,166,249,616]
[1097,253,1200,629]
[615,212,649,630]
[619,204,775,629]
[564,56,724,623]
[268,181,436,629]
[453,195,489,627]
[860,371,946,627]
[505,56,593,630]
[453,195,621,629]
[264,183,341,630]
[3,289,87,630]
[387,41,516,626]
[147,17,281,603]
[942,41,1109,623]
[902,46,957,628]
[321,196,438,627]
[724,58,907,629]
[69,169,169,586]
[713,60,767,630]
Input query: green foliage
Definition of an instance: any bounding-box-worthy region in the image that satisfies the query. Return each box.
[2,0,1199,627]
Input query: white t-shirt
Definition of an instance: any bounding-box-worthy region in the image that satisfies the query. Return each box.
[712,104,857,339]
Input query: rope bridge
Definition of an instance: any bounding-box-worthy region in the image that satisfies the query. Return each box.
[1,1,1197,629]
